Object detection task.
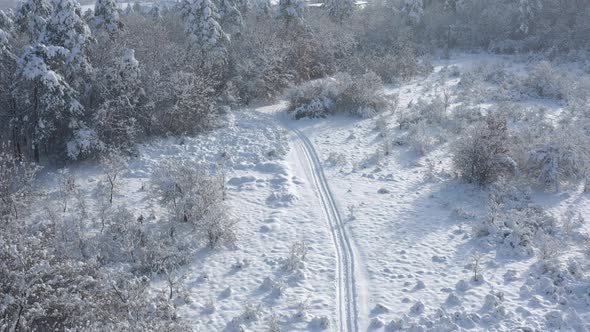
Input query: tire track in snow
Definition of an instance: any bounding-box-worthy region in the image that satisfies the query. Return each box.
[290,127,364,332]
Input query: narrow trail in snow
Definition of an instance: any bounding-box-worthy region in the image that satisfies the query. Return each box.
[290,127,364,332]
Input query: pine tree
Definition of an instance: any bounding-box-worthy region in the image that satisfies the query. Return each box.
[278,0,304,24]
[182,0,229,63]
[11,45,90,161]
[402,0,423,24]
[148,5,162,19]
[0,27,10,57]
[254,0,271,17]
[124,3,134,16]
[41,0,93,88]
[325,0,354,23]
[217,0,243,35]
[236,0,251,13]
[14,0,53,41]
[443,0,458,13]
[517,0,541,35]
[94,0,123,36]
[0,10,13,32]
[0,27,17,147]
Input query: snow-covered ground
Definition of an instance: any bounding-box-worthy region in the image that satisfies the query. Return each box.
[36,53,590,331]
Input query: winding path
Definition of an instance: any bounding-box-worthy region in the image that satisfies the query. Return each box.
[290,127,365,331]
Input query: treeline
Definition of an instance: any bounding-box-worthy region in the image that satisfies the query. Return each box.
[0,0,589,162]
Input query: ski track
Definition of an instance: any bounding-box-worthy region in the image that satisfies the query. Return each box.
[290,126,364,332]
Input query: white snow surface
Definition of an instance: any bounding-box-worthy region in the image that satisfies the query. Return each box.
[38,53,590,331]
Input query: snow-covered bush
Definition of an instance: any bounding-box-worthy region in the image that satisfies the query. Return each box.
[473,183,557,258]
[525,134,587,191]
[398,98,447,130]
[452,115,516,185]
[342,49,423,84]
[0,205,187,331]
[406,120,440,155]
[0,144,39,221]
[288,72,390,119]
[460,63,510,88]
[152,159,236,249]
[518,61,566,100]
[282,241,308,272]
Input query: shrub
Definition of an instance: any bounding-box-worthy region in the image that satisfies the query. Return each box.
[287,72,391,119]
[474,185,557,258]
[452,115,516,185]
[398,97,447,130]
[406,120,440,155]
[0,144,39,221]
[0,211,186,331]
[151,159,237,249]
[519,61,566,100]
[526,137,587,192]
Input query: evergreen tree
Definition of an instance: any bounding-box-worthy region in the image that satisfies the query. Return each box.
[217,0,243,35]
[236,0,251,13]
[124,3,134,16]
[402,0,423,24]
[278,0,304,24]
[325,0,354,23]
[0,26,11,59]
[40,0,93,88]
[517,0,541,35]
[14,0,53,41]
[182,0,229,63]
[0,27,17,147]
[11,45,90,161]
[0,10,14,32]
[148,5,162,19]
[94,0,123,36]
[254,0,271,17]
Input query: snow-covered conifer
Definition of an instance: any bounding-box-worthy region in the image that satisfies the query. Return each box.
[0,10,14,32]
[41,0,93,87]
[124,3,134,15]
[254,0,271,17]
[0,27,16,134]
[218,0,243,35]
[94,0,123,35]
[182,0,229,63]
[11,45,91,160]
[325,0,354,23]
[236,0,251,13]
[148,5,162,19]
[278,0,304,24]
[14,0,53,41]
[402,0,423,24]
[517,0,541,35]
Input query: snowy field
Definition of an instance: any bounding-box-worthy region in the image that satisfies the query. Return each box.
[4,0,590,329]
[24,53,589,331]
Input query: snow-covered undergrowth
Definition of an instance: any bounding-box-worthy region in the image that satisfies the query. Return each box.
[2,109,340,331]
[287,72,395,120]
[290,53,590,331]
[4,53,590,331]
